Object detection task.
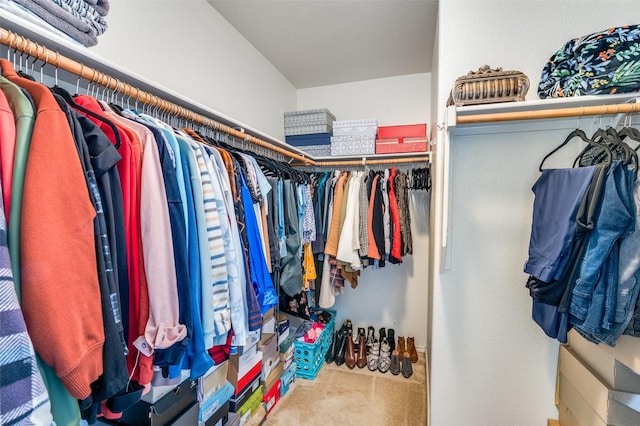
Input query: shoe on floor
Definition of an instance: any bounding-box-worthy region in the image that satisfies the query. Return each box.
[367,338,379,371]
[366,326,375,352]
[407,337,419,363]
[378,337,391,373]
[397,336,406,360]
[390,350,401,375]
[387,329,396,353]
[356,333,367,368]
[345,329,356,369]
[325,331,336,364]
[401,351,413,378]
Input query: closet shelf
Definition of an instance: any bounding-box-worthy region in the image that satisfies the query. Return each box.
[451,93,640,126]
[0,16,314,164]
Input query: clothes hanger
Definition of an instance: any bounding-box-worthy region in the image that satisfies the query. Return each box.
[50,64,121,148]
[540,113,613,172]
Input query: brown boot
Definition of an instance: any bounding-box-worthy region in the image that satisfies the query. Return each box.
[397,336,406,360]
[407,337,418,363]
[345,330,356,369]
[356,332,367,368]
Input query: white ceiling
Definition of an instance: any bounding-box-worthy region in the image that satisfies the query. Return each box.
[207,0,438,89]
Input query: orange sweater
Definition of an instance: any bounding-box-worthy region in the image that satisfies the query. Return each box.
[1,60,104,399]
[324,172,347,257]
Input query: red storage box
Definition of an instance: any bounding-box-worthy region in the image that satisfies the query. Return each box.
[262,379,281,414]
[377,123,427,139]
[375,137,428,154]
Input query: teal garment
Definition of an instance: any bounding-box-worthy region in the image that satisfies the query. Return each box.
[0,76,34,300]
[37,358,81,425]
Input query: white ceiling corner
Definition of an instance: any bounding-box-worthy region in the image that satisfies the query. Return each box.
[207,0,438,89]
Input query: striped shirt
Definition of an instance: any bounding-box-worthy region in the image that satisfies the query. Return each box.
[194,146,230,345]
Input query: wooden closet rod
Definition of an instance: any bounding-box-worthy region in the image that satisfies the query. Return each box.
[0,27,316,165]
[457,101,639,125]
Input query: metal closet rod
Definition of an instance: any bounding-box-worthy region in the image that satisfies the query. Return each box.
[0,27,315,165]
[456,101,639,125]
[297,154,430,167]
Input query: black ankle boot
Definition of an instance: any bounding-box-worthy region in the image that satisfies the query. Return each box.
[334,329,348,366]
[325,331,336,364]
[387,329,396,353]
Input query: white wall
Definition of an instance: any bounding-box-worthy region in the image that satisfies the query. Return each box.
[298,74,431,349]
[91,0,296,140]
[298,73,430,126]
[432,1,640,425]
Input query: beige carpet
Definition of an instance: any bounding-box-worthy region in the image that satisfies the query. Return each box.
[259,353,428,426]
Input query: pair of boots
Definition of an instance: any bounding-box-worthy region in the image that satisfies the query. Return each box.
[326,320,367,368]
[390,350,413,378]
[397,336,419,363]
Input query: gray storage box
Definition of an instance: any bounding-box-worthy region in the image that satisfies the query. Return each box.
[331,134,376,156]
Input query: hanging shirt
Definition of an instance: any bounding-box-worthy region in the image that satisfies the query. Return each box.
[192,144,230,347]
[208,147,249,347]
[337,171,362,270]
[121,111,186,358]
[358,172,369,257]
[175,135,214,378]
[133,116,191,368]
[97,102,154,387]
[389,167,403,263]
[240,170,278,315]
[382,169,391,258]
[303,184,316,244]
[0,89,15,220]
[0,75,34,300]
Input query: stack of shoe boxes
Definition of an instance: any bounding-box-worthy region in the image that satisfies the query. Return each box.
[103,370,199,425]
[198,362,235,426]
[226,325,264,425]
[283,108,335,157]
[260,308,284,416]
[278,312,296,398]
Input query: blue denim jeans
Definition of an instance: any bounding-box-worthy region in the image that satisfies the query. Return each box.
[570,162,635,329]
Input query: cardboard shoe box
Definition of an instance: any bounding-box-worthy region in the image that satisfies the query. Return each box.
[559,345,640,425]
[258,334,279,379]
[117,378,198,425]
[200,361,229,403]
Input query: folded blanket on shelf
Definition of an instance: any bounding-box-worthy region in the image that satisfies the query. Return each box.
[51,0,108,34]
[12,0,98,47]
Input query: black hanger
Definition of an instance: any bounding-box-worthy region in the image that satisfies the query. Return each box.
[50,86,121,149]
[539,129,612,172]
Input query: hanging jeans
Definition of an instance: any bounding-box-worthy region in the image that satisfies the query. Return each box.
[570,162,635,330]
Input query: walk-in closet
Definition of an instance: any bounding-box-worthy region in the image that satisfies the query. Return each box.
[3,1,640,426]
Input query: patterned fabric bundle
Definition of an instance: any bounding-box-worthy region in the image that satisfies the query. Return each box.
[538,25,640,98]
